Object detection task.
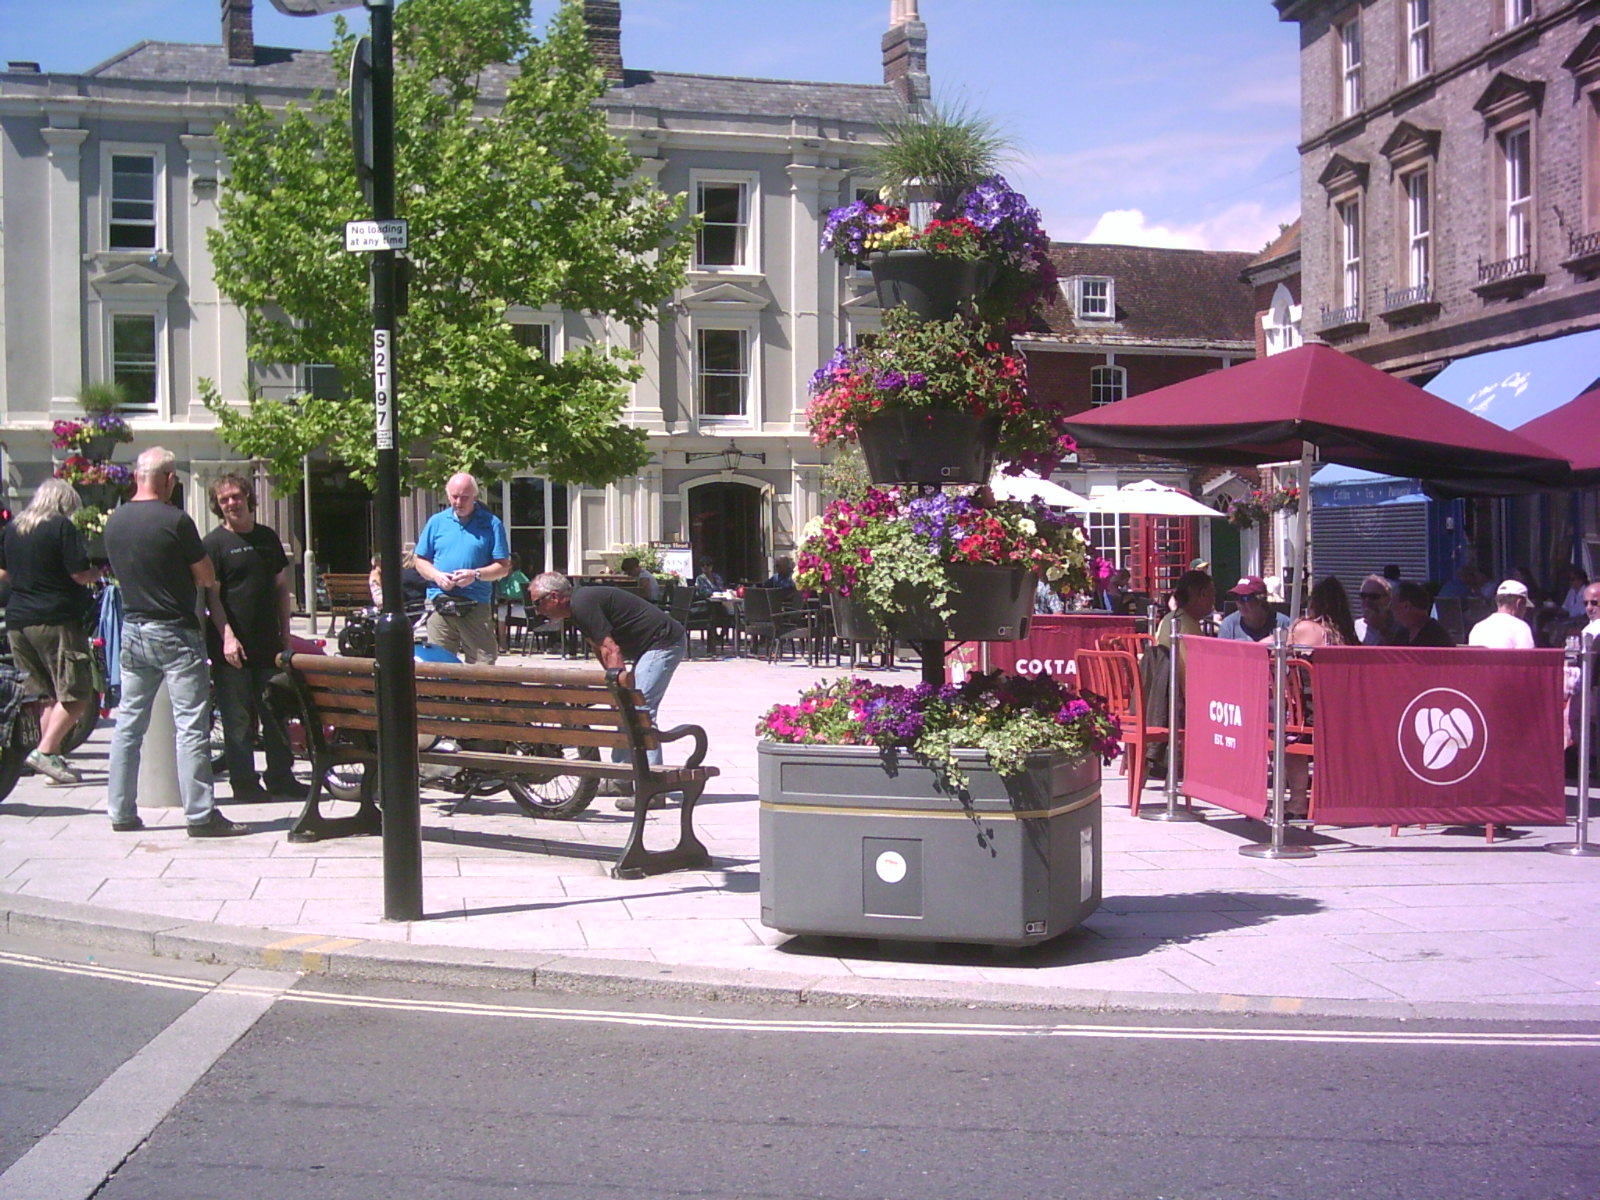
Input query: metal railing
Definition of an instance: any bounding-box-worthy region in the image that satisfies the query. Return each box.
[1477,252,1531,284]
[1317,301,1361,330]
[1382,283,1433,311]
[1569,229,1600,260]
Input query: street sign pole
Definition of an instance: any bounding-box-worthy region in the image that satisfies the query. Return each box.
[272,0,420,920]
[365,0,422,920]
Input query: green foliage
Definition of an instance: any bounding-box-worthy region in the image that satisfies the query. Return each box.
[78,383,127,415]
[870,97,1014,197]
[819,444,871,504]
[204,0,692,492]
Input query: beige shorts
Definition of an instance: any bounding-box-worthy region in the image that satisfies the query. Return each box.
[8,623,96,704]
[425,603,499,665]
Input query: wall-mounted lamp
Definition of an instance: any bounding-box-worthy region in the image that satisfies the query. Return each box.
[686,440,765,472]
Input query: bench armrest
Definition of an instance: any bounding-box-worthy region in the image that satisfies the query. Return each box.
[655,722,709,769]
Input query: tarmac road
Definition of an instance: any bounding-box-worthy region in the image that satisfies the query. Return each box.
[2,934,1597,1200]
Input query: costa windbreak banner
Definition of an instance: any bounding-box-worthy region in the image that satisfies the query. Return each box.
[984,615,1140,681]
[1181,637,1270,819]
[1311,647,1566,826]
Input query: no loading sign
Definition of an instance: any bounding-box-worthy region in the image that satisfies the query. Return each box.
[1396,688,1488,786]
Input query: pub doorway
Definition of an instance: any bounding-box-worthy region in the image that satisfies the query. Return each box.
[687,480,764,585]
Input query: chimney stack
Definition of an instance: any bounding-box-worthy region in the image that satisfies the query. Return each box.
[583,0,624,85]
[223,0,255,66]
[882,0,929,111]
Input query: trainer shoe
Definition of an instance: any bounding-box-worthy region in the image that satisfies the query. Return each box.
[111,816,145,833]
[26,750,80,785]
[187,810,250,839]
[615,793,666,812]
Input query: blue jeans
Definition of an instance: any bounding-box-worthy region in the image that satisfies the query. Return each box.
[214,660,296,790]
[614,635,686,767]
[107,621,215,825]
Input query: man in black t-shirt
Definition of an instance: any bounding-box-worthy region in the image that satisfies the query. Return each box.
[0,477,99,784]
[527,571,687,810]
[203,473,302,802]
[103,447,248,838]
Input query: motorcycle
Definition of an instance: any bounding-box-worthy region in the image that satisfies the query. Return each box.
[327,615,599,819]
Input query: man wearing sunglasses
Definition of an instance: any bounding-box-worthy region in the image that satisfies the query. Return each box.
[1216,575,1288,642]
[1353,573,1398,645]
[527,572,687,811]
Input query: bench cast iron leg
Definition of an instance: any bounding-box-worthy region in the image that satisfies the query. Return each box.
[610,778,713,879]
[287,758,383,843]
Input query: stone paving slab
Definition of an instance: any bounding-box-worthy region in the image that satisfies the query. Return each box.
[0,644,1596,1019]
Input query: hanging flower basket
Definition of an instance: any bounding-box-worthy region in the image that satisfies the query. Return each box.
[857,408,1001,486]
[869,250,996,322]
[830,563,1033,642]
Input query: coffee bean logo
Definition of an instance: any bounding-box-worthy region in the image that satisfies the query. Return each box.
[1398,690,1488,785]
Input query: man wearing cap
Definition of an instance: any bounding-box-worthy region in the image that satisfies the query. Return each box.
[1216,575,1289,642]
[1467,580,1536,649]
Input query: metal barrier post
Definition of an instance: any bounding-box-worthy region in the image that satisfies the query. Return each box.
[1241,628,1315,860]
[1142,627,1203,823]
[1548,632,1599,858]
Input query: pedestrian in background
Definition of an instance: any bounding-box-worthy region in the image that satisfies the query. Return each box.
[414,472,510,663]
[103,447,248,837]
[0,478,98,785]
[203,472,304,803]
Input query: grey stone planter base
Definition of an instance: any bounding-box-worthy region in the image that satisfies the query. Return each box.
[758,742,1101,947]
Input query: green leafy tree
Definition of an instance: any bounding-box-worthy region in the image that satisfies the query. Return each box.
[203,0,691,491]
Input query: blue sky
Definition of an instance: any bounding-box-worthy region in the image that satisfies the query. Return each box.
[2,0,1303,252]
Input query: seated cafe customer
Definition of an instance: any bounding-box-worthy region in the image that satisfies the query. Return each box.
[1467,580,1535,650]
[1384,581,1456,648]
[1216,575,1289,642]
[1353,574,1398,645]
[1155,569,1214,655]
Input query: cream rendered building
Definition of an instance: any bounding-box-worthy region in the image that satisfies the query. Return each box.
[0,0,927,587]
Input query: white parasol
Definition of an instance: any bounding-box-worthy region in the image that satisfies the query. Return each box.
[1084,479,1225,519]
[987,471,1090,508]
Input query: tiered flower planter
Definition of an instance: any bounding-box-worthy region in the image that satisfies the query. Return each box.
[856,409,1001,486]
[761,200,1105,947]
[760,744,1101,946]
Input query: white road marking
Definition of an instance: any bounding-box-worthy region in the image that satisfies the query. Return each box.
[0,963,296,1200]
[2,948,1596,1050]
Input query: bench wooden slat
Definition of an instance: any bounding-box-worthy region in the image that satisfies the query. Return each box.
[282,652,714,878]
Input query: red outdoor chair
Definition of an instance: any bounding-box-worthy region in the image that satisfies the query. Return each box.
[1075,648,1167,816]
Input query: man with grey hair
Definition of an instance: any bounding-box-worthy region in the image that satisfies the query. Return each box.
[527,571,686,810]
[102,448,248,837]
[0,477,99,784]
[414,472,510,663]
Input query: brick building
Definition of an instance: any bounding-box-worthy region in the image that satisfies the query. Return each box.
[1018,242,1261,593]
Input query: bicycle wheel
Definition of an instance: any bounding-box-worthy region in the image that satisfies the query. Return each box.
[323,762,367,801]
[504,741,600,820]
[0,708,39,803]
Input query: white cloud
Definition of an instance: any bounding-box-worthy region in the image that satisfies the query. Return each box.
[1081,202,1297,254]
[1083,210,1206,250]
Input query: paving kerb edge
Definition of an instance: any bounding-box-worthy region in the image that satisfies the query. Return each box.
[5,895,1600,1025]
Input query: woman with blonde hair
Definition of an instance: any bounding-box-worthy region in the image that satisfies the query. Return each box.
[0,478,99,784]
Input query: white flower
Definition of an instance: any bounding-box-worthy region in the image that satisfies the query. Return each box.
[1017,518,1036,535]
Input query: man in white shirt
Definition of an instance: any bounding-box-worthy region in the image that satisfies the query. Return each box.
[1467,580,1535,649]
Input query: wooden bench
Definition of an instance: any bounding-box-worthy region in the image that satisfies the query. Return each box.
[322,574,374,624]
[277,653,718,879]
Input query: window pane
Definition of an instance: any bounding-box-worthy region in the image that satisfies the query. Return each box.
[697,224,739,267]
[700,329,745,373]
[111,314,157,411]
[697,329,747,419]
[510,322,552,358]
[696,183,745,267]
[109,155,157,251]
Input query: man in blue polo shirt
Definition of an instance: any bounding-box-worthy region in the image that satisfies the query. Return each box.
[414,472,511,663]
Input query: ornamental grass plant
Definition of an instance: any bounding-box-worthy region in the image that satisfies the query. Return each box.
[757,671,1121,792]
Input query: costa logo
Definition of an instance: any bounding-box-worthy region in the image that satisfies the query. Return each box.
[1396,688,1488,785]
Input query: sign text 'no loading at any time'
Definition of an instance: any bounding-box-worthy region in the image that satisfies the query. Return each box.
[345,219,407,451]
